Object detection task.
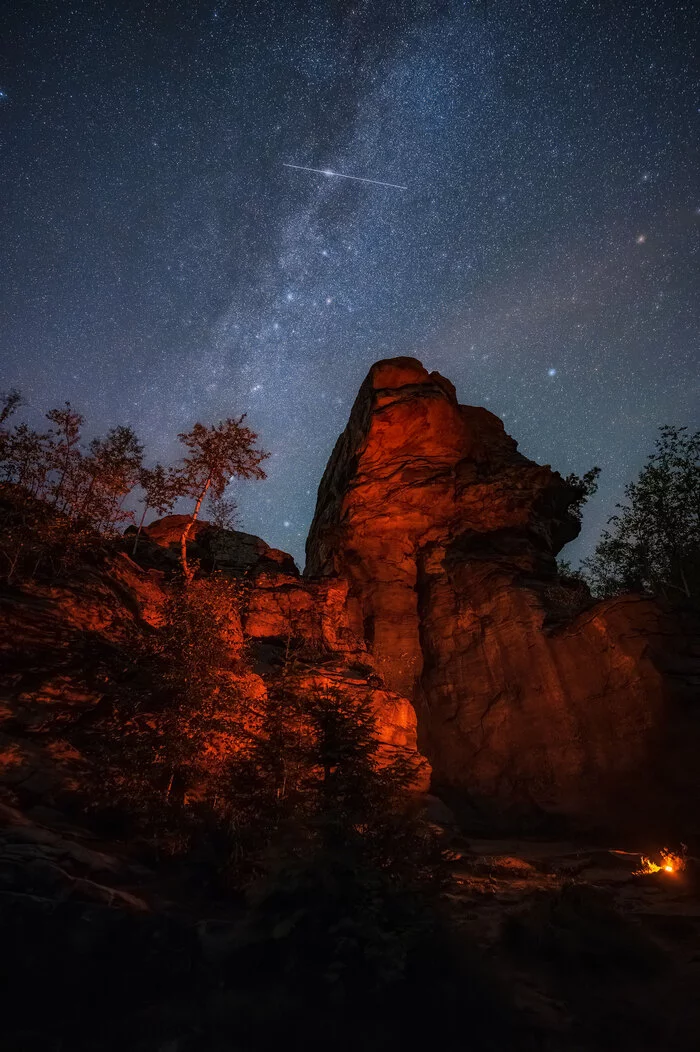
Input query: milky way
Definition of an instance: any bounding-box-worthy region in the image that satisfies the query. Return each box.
[2,1,698,567]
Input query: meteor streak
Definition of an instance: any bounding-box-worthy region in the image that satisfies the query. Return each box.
[283,163,407,190]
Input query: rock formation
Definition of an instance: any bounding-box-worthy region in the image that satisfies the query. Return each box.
[0,515,426,809]
[306,357,700,830]
[2,356,699,832]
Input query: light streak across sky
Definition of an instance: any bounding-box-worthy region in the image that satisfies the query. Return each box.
[283,163,407,190]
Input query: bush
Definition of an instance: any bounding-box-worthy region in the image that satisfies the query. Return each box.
[84,575,249,852]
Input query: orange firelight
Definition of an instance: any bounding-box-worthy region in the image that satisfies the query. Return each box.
[635,848,685,876]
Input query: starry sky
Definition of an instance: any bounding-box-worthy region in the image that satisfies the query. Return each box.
[2,0,698,569]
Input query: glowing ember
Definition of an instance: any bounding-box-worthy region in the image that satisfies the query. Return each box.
[635,848,685,876]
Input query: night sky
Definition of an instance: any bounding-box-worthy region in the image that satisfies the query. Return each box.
[2,1,698,569]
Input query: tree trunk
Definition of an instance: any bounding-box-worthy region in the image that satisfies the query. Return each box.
[132,503,149,556]
[180,479,211,583]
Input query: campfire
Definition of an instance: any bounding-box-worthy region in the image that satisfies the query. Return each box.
[634,848,686,876]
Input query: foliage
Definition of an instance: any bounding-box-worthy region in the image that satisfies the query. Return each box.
[0,390,268,584]
[582,426,700,602]
[0,395,145,578]
[176,417,268,580]
[86,575,248,850]
[208,492,240,532]
[132,462,184,555]
[207,492,241,568]
[0,388,23,427]
[556,558,585,581]
[563,465,601,523]
[225,682,439,991]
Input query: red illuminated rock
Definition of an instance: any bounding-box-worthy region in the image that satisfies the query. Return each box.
[0,522,426,803]
[306,357,700,827]
[140,514,298,576]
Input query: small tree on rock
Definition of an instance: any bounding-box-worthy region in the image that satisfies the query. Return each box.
[227,683,437,990]
[177,417,268,582]
[132,463,184,555]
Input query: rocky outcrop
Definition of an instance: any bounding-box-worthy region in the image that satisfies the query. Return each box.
[136,513,298,576]
[0,520,427,808]
[4,358,699,830]
[307,357,700,829]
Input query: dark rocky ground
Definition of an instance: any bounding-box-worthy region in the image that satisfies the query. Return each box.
[3,793,700,1051]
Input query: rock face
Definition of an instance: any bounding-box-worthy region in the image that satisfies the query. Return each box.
[307,357,700,829]
[0,520,427,808]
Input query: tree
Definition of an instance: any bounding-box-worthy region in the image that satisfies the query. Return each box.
[1,421,52,496]
[0,388,23,428]
[583,426,700,603]
[225,682,437,989]
[0,389,23,478]
[207,493,241,569]
[208,492,240,532]
[46,403,84,511]
[132,463,183,555]
[563,465,601,524]
[177,417,268,582]
[87,575,248,849]
[80,425,144,534]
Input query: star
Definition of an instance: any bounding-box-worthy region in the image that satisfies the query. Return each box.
[0,0,694,577]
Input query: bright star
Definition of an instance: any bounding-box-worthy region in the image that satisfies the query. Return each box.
[548,368,557,376]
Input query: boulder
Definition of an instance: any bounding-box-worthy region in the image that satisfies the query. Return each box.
[139,515,298,576]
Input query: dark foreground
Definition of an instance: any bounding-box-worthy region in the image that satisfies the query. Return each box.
[3,799,700,1052]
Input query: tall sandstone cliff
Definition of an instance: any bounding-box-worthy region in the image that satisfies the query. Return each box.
[306,357,700,830]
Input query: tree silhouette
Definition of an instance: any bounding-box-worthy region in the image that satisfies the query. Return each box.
[583,426,700,603]
[177,416,268,581]
[80,425,144,533]
[132,463,184,555]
